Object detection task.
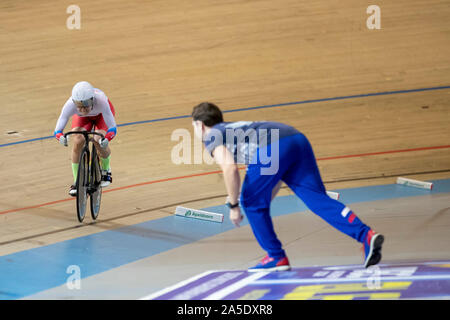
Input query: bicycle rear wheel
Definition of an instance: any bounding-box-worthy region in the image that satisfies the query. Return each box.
[90,145,102,220]
[76,150,89,222]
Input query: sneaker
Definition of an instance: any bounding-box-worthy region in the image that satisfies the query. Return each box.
[363,230,384,268]
[69,184,77,197]
[248,255,291,272]
[101,169,112,187]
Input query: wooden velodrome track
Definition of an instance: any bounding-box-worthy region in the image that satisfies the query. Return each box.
[0,0,449,298]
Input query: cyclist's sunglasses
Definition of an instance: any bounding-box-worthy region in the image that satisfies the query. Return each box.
[73,98,94,108]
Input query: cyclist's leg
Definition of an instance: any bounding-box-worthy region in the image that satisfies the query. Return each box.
[93,99,115,166]
[67,116,91,195]
[70,115,93,183]
[92,115,111,169]
[92,114,113,186]
[94,99,116,174]
[92,128,111,159]
[70,126,87,162]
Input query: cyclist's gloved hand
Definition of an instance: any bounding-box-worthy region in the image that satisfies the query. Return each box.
[99,138,109,149]
[59,136,68,147]
[55,131,68,147]
[100,130,115,149]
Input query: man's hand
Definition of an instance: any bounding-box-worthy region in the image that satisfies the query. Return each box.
[230,206,244,227]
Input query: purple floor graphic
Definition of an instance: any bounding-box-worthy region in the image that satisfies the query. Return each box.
[146,261,450,300]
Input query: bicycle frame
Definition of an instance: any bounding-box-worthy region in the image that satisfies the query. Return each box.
[64,130,105,222]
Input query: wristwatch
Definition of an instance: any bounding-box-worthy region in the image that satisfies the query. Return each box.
[226,201,240,209]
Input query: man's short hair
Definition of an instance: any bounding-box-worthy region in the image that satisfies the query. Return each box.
[192,102,224,127]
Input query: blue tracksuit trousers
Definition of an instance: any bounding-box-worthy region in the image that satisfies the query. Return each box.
[240,133,371,259]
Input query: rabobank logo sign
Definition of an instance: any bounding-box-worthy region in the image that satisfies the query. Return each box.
[175,206,224,223]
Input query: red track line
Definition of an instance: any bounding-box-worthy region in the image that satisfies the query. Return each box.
[103,169,224,193]
[0,198,75,215]
[1,144,449,215]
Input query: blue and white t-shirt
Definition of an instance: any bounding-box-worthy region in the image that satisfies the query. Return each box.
[203,121,299,164]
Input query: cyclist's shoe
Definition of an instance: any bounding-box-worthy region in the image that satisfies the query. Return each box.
[69,184,77,197]
[101,169,112,187]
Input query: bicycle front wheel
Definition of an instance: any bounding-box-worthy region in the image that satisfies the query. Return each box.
[76,150,89,222]
[90,146,102,220]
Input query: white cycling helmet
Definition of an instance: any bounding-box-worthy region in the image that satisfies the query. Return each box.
[72,81,95,107]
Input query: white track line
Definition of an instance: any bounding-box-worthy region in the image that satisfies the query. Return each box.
[203,272,269,300]
[139,270,220,300]
[254,275,450,285]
